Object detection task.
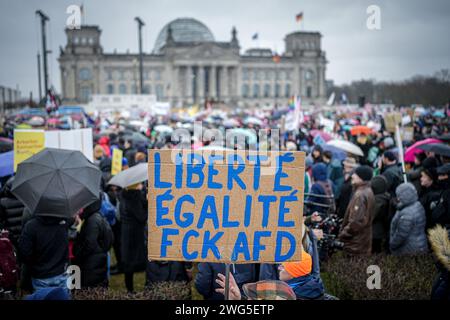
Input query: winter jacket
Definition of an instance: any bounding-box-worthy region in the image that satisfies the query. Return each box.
[390,183,428,255]
[419,184,441,229]
[119,188,147,273]
[381,163,403,196]
[326,159,344,199]
[0,177,25,246]
[428,225,450,300]
[307,163,335,214]
[338,181,375,256]
[73,199,113,288]
[337,175,353,219]
[431,180,450,228]
[370,175,391,240]
[195,263,258,300]
[146,261,192,284]
[287,274,325,300]
[18,216,70,279]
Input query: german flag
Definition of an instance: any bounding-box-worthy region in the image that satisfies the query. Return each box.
[296,12,303,22]
[272,53,281,63]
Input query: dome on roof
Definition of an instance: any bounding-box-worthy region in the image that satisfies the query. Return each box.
[153,18,215,54]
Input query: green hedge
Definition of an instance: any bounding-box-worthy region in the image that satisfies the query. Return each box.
[72,281,191,300]
[321,252,437,300]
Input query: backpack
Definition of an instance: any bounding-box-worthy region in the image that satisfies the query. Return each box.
[0,229,18,290]
[100,192,116,226]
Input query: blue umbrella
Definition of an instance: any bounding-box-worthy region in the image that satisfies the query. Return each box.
[322,144,347,161]
[433,111,445,118]
[0,151,14,178]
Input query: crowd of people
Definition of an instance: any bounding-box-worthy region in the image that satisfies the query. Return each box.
[0,102,449,300]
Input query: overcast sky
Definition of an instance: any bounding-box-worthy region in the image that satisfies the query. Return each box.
[1,0,449,99]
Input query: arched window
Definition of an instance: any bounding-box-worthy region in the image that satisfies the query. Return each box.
[285,84,291,98]
[107,84,114,94]
[242,68,249,80]
[264,84,271,98]
[242,84,249,98]
[119,83,127,94]
[79,68,92,80]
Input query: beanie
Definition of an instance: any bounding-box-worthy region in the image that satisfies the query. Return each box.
[354,165,373,182]
[282,251,312,278]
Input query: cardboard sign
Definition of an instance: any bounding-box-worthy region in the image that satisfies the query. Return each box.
[400,127,414,142]
[384,112,402,133]
[111,148,123,175]
[148,149,305,263]
[13,130,45,171]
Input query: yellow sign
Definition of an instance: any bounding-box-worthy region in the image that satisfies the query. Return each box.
[14,130,45,172]
[111,148,123,176]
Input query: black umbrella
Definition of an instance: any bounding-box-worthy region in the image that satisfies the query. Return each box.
[11,148,102,218]
[417,143,450,158]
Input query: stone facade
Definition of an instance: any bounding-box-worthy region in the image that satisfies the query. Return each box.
[58,18,327,107]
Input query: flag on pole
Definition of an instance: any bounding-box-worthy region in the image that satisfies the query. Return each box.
[272,53,281,63]
[296,12,303,22]
[252,33,259,40]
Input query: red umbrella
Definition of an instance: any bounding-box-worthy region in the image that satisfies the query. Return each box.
[404,138,442,162]
[350,125,372,136]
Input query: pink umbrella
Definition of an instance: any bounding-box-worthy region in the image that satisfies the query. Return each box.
[310,130,332,142]
[405,138,442,162]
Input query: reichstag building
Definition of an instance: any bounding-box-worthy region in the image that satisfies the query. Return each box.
[59,18,327,107]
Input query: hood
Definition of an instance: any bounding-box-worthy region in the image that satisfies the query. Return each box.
[99,157,112,173]
[371,175,388,195]
[98,136,110,145]
[81,197,102,219]
[428,225,450,271]
[312,163,327,182]
[396,183,418,207]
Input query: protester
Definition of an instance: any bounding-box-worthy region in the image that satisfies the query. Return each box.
[195,262,258,300]
[336,157,358,218]
[338,165,375,256]
[419,158,441,229]
[380,150,403,196]
[119,183,148,293]
[428,225,450,300]
[370,175,391,253]
[0,176,25,246]
[145,261,192,285]
[431,164,450,227]
[18,215,73,291]
[73,198,114,288]
[389,183,428,255]
[323,150,344,198]
[307,163,335,215]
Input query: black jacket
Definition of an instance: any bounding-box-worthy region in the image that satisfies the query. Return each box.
[146,261,191,284]
[119,189,147,273]
[420,184,441,229]
[0,178,25,246]
[73,199,113,288]
[18,216,70,279]
[195,263,258,300]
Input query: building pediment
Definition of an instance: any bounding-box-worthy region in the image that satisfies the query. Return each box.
[170,42,238,61]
